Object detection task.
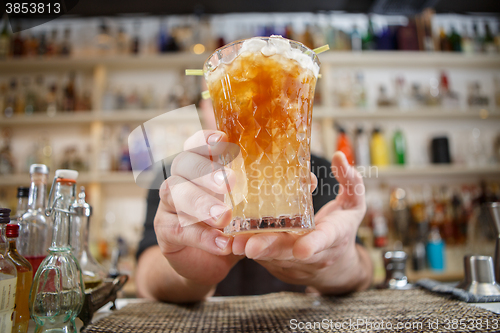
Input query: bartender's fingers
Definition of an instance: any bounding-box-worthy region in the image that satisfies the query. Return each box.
[171,151,236,194]
[161,176,231,228]
[183,130,231,157]
[310,172,317,193]
[329,151,366,210]
[155,214,233,255]
[235,233,298,261]
[293,209,353,260]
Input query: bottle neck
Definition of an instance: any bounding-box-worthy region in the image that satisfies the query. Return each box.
[0,224,7,255]
[7,237,17,252]
[16,197,29,216]
[51,181,76,251]
[28,173,48,211]
[71,215,90,257]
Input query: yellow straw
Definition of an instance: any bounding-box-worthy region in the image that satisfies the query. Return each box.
[202,90,211,99]
[185,69,204,76]
[313,45,330,54]
[318,74,322,79]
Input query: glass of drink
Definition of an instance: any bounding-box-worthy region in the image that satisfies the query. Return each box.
[204,36,320,234]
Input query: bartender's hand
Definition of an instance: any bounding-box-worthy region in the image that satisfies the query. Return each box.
[153,130,240,297]
[232,151,372,294]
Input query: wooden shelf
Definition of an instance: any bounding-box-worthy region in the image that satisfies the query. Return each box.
[1,52,499,73]
[0,53,209,73]
[365,164,500,179]
[315,107,500,120]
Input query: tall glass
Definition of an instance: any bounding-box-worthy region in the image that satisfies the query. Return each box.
[204,37,320,234]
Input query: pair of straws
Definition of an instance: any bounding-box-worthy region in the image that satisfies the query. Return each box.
[186,44,330,99]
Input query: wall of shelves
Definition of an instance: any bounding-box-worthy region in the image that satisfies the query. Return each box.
[1,51,500,254]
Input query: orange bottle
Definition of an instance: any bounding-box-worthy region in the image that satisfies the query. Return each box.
[336,126,355,165]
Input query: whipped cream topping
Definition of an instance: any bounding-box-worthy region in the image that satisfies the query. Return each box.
[237,36,320,78]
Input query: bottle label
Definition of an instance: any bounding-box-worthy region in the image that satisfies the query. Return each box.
[0,275,16,333]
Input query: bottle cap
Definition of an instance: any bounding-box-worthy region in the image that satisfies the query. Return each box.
[0,208,11,224]
[17,186,30,198]
[55,169,79,180]
[30,164,49,175]
[6,224,19,238]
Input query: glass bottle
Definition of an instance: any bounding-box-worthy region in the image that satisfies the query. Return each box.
[59,28,71,56]
[0,15,11,58]
[6,223,32,333]
[14,187,30,221]
[0,208,17,333]
[392,129,406,165]
[336,125,355,166]
[30,169,84,333]
[370,127,389,166]
[19,164,50,276]
[70,187,107,290]
[354,126,370,167]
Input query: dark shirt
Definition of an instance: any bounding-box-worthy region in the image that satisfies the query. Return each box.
[137,155,341,296]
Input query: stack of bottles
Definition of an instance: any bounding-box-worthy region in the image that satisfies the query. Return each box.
[1,13,499,59]
[0,163,111,333]
[335,124,406,167]
[0,72,92,118]
[366,180,500,272]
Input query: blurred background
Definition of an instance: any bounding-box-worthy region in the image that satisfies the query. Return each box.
[0,0,499,295]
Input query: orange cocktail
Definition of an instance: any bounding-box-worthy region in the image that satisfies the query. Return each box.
[204,36,320,234]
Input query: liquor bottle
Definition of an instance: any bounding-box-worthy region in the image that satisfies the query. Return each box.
[46,83,58,117]
[301,24,315,49]
[448,26,462,52]
[130,21,141,55]
[350,25,362,52]
[22,77,36,116]
[14,187,29,221]
[6,223,32,333]
[96,22,113,56]
[46,29,58,56]
[472,23,482,53]
[376,85,393,107]
[483,22,496,54]
[351,72,367,108]
[62,72,76,112]
[34,75,47,113]
[426,226,445,271]
[0,208,17,333]
[37,32,47,56]
[461,24,474,54]
[362,17,376,51]
[59,28,71,56]
[116,27,129,55]
[70,187,107,289]
[392,129,406,165]
[4,79,17,118]
[14,78,25,116]
[370,127,389,166]
[335,125,355,166]
[19,164,50,275]
[11,26,24,57]
[30,170,84,333]
[438,27,451,52]
[354,127,370,167]
[0,15,10,58]
[0,130,15,175]
[24,32,38,56]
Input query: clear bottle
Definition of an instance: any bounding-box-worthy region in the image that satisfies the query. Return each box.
[19,164,50,276]
[30,169,84,333]
[354,126,370,167]
[14,187,30,221]
[6,223,32,333]
[70,187,107,290]
[0,208,17,333]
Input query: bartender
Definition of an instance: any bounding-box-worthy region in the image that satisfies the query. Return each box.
[135,100,373,303]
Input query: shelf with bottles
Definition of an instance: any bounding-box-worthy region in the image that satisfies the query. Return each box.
[364,164,500,179]
[316,107,500,120]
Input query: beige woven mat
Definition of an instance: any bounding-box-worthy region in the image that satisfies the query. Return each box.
[83,288,500,332]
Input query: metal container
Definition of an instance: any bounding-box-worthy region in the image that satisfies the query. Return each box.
[457,255,500,296]
[487,202,500,284]
[380,250,412,289]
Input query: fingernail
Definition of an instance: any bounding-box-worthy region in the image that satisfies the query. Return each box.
[210,205,227,220]
[215,236,230,250]
[207,133,222,146]
[213,170,226,186]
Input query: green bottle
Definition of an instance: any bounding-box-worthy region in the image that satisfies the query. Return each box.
[393,129,406,165]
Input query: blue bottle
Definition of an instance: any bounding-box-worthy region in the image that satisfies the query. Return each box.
[426,227,445,271]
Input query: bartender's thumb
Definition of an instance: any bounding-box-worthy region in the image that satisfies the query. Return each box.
[331,151,365,208]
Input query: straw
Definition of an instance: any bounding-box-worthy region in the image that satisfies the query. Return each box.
[313,45,330,54]
[185,69,204,76]
[201,90,211,99]
[318,74,322,78]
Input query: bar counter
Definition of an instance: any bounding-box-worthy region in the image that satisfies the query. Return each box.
[26,288,500,333]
